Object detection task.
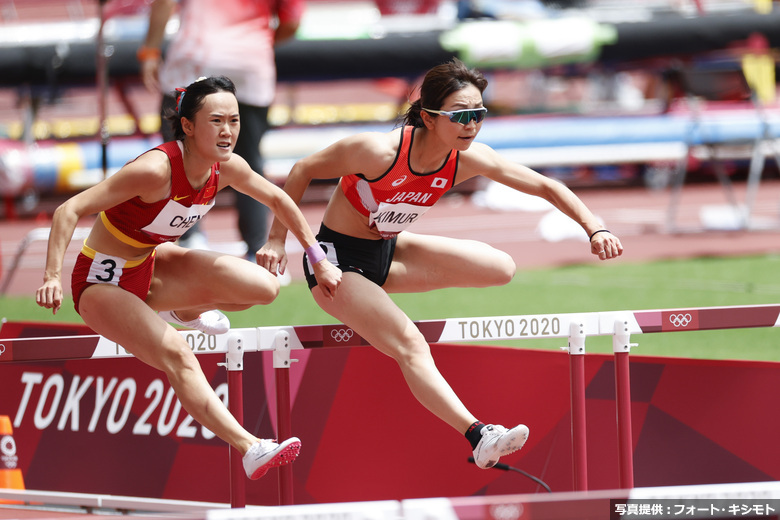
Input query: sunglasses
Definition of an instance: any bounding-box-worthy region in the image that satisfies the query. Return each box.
[422,107,488,124]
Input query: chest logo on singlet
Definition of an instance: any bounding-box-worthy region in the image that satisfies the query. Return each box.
[431,177,448,189]
[391,176,407,187]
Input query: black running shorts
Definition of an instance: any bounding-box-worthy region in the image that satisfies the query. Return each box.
[303,223,397,289]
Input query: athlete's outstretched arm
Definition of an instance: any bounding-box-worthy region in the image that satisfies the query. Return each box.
[259,132,391,267]
[222,154,342,297]
[36,152,171,312]
[459,143,623,260]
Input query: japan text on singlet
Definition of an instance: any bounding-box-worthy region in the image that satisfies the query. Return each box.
[101,141,220,247]
[340,126,459,239]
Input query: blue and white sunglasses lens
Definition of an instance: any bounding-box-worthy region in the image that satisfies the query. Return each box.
[424,107,488,124]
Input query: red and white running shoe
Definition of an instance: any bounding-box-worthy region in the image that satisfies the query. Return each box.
[159,309,230,335]
[243,437,302,480]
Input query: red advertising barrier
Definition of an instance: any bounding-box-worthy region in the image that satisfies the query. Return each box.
[0,333,778,505]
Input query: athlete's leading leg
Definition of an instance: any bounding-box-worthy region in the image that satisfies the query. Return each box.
[312,272,477,434]
[147,243,280,319]
[78,284,299,479]
[80,284,257,450]
[383,232,516,294]
[361,233,528,467]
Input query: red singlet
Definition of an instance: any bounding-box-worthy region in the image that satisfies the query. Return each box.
[101,141,220,247]
[340,126,458,239]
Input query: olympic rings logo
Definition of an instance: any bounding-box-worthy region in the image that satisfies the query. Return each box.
[331,328,354,342]
[0,436,15,457]
[490,504,523,520]
[669,314,693,327]
[1,434,18,469]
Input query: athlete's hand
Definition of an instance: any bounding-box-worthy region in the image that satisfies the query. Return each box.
[590,231,624,261]
[36,278,63,315]
[139,58,162,94]
[312,259,342,300]
[256,239,288,277]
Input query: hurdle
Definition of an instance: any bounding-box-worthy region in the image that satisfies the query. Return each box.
[2,303,779,507]
[0,227,91,296]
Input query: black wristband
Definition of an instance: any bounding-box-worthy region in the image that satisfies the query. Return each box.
[589,229,611,241]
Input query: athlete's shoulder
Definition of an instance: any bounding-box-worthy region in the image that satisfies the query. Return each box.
[217,152,249,173]
[114,147,172,191]
[214,152,252,189]
[455,141,506,180]
[324,129,397,164]
[461,140,501,164]
[120,145,164,170]
[340,128,399,150]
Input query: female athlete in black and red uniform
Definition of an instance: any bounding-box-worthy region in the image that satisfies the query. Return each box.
[259,59,623,470]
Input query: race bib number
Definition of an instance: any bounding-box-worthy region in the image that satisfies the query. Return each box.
[369,202,431,239]
[87,252,128,286]
[141,199,214,239]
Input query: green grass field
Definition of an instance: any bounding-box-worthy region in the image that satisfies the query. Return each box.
[3,254,779,361]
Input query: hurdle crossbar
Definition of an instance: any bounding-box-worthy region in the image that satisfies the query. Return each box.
[0,487,232,513]
[4,304,779,364]
[2,303,779,505]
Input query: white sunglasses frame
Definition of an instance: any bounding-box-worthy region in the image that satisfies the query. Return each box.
[421,107,488,124]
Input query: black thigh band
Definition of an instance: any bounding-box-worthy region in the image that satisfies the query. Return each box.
[303,223,397,289]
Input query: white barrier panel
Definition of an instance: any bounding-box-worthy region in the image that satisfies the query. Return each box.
[188,481,779,520]
[2,482,778,520]
[2,482,779,520]
[206,500,401,520]
[3,304,780,363]
[0,328,260,362]
[3,304,780,509]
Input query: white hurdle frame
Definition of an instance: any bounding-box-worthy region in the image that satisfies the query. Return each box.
[2,303,779,507]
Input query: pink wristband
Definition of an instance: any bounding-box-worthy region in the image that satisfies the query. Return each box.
[305,244,326,264]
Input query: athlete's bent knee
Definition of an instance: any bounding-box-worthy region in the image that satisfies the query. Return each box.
[488,251,516,286]
[157,337,201,376]
[232,269,280,306]
[386,333,431,368]
[255,279,280,305]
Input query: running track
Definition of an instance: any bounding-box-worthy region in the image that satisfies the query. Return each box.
[2,180,780,299]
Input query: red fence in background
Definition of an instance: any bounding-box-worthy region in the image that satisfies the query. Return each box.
[1,306,779,506]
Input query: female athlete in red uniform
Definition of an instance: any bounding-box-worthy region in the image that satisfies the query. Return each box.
[259,59,623,470]
[36,76,341,480]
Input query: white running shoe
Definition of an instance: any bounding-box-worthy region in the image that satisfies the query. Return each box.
[473,424,529,469]
[158,310,230,335]
[277,268,292,287]
[243,437,302,480]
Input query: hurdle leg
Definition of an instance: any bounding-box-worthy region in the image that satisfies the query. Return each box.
[0,233,33,295]
[225,334,247,508]
[567,319,588,491]
[613,319,637,489]
[273,330,295,506]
